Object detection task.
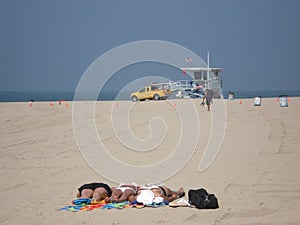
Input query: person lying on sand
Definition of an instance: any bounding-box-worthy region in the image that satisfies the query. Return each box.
[107,183,138,203]
[128,184,185,204]
[76,182,112,202]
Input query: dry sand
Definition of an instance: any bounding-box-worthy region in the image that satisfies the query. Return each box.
[0,97,300,225]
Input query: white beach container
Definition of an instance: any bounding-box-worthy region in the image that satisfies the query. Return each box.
[279,95,288,107]
[228,92,234,100]
[254,96,261,106]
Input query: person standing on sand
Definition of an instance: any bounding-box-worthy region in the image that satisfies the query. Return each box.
[202,89,214,111]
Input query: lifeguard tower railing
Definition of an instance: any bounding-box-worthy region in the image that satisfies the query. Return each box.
[168,80,198,91]
[151,80,202,92]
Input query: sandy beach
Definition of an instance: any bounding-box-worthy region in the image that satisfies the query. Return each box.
[1,97,300,225]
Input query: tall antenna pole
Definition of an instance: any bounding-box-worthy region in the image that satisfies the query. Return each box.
[207,51,210,68]
[207,52,210,89]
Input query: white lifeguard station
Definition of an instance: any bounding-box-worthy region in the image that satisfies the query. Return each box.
[179,67,223,98]
[150,53,223,99]
[181,53,223,98]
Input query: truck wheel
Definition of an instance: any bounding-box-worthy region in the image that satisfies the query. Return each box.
[131,95,138,102]
[153,94,160,100]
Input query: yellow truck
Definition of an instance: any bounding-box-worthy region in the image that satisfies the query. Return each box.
[130,83,172,102]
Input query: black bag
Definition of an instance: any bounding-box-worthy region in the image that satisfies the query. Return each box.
[188,188,219,209]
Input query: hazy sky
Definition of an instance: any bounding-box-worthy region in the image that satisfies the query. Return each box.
[0,0,300,91]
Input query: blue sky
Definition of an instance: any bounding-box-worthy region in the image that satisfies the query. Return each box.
[0,0,300,91]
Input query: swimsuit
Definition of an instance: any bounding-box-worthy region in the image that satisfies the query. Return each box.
[78,182,112,197]
[116,187,136,193]
[140,185,171,197]
[158,186,169,197]
[116,183,138,194]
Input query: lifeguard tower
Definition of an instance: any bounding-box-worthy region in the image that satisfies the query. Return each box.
[179,67,223,98]
[150,53,223,99]
[181,53,223,98]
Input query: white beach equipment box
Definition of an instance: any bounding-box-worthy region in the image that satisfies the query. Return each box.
[254,96,261,106]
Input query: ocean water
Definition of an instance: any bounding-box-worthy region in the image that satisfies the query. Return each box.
[0,91,126,102]
[0,90,300,102]
[222,90,300,99]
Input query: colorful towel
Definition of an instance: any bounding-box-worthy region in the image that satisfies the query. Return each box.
[60,199,131,212]
[145,201,168,208]
[60,199,168,212]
